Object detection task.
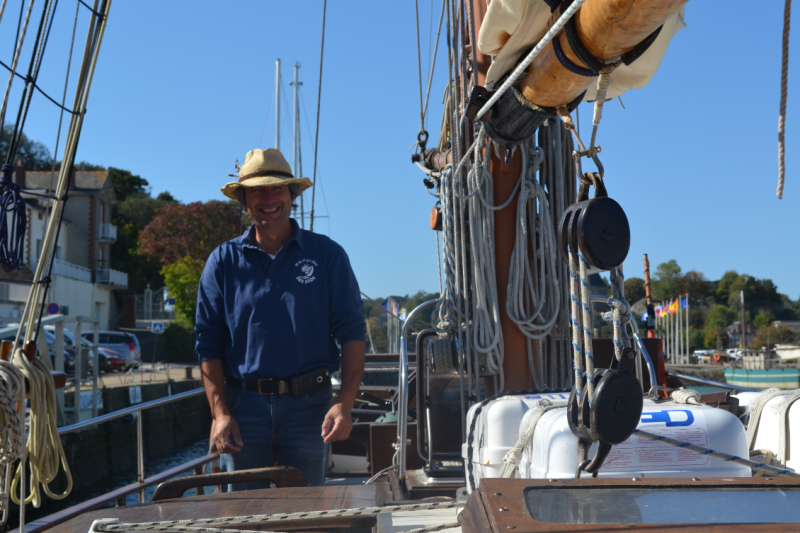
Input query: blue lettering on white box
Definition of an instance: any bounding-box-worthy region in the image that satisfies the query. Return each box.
[640,409,694,427]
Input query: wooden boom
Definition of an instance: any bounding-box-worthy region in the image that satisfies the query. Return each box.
[520,0,688,108]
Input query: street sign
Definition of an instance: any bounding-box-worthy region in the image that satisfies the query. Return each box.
[151,322,164,334]
[167,298,176,306]
[47,303,59,314]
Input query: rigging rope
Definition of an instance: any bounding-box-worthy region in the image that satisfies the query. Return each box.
[308,0,325,232]
[94,501,464,532]
[777,0,791,199]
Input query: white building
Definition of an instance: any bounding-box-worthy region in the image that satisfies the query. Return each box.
[0,164,127,330]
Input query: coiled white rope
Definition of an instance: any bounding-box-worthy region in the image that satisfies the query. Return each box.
[11,348,72,508]
[0,360,24,526]
[506,145,561,390]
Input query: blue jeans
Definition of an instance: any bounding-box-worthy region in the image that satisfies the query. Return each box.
[219,382,332,490]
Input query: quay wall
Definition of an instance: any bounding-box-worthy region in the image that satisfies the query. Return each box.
[58,379,211,492]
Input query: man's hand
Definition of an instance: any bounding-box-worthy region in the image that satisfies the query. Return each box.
[321,403,353,443]
[211,414,243,453]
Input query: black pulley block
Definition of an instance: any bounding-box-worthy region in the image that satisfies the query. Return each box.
[483,86,554,148]
[568,347,643,473]
[558,172,630,274]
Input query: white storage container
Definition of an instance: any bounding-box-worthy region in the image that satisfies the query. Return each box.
[461,393,570,491]
[734,391,800,471]
[521,399,751,479]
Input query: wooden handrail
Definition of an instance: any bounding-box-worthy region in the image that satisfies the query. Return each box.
[151,466,308,501]
[13,452,220,533]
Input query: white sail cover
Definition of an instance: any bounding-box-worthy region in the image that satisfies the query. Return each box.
[478,0,686,100]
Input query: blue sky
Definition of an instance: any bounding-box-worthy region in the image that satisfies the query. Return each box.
[3,1,800,301]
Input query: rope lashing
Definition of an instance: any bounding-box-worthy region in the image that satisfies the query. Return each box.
[745,388,793,450]
[0,164,27,272]
[632,429,800,477]
[669,387,702,405]
[589,60,622,151]
[93,501,464,532]
[498,399,568,478]
[777,0,791,199]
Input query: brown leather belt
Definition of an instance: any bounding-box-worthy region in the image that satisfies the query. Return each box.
[225,367,331,398]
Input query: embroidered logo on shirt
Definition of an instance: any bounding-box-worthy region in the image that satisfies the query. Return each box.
[295,259,318,284]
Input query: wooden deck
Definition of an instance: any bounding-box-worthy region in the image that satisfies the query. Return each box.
[32,485,377,533]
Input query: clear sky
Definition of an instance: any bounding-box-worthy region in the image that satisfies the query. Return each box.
[4,1,800,301]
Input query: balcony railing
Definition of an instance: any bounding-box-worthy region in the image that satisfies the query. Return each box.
[95,268,128,289]
[98,223,117,243]
[34,259,93,283]
[0,282,30,302]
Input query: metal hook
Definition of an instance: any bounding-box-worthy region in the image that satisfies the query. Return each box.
[575,459,599,479]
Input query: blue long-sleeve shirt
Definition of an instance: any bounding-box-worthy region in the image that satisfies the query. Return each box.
[195,220,365,380]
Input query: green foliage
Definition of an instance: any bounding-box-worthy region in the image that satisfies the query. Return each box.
[161,321,197,363]
[624,277,646,303]
[653,260,682,300]
[753,309,776,329]
[689,329,706,352]
[1,123,53,170]
[108,167,150,203]
[704,326,728,350]
[716,270,740,303]
[162,257,205,325]
[706,305,737,329]
[111,192,179,292]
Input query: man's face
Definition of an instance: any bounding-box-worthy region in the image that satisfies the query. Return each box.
[244,185,293,230]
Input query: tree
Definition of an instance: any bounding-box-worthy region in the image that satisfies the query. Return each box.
[162,256,205,325]
[624,277,646,303]
[751,325,796,350]
[108,167,149,204]
[753,309,776,329]
[0,123,52,170]
[111,192,179,292]
[706,304,737,329]
[679,270,708,300]
[139,201,242,265]
[653,260,682,300]
[715,270,740,304]
[704,326,729,350]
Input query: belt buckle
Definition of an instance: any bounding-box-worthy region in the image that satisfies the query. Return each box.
[257,378,286,395]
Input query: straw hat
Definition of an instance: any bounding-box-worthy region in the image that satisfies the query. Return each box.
[221,148,312,200]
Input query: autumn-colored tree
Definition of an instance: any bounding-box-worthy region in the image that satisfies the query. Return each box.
[139,201,242,265]
[751,325,796,349]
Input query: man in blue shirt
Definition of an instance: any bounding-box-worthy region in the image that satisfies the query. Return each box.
[196,148,366,488]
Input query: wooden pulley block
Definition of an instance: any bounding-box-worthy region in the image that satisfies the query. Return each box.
[430,205,442,231]
[558,172,630,274]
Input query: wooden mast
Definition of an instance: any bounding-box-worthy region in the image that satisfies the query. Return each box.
[472,0,536,393]
[520,0,688,107]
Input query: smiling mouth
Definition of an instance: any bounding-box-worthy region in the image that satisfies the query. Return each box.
[259,207,280,214]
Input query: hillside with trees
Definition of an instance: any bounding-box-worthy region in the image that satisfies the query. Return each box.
[619,260,799,352]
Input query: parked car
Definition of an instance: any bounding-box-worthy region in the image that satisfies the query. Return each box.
[99,347,125,372]
[80,331,141,369]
